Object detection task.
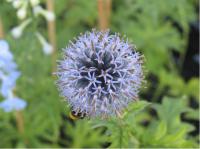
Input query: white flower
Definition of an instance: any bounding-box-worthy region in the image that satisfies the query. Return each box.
[17,8,27,19]
[43,42,53,55]
[30,0,40,7]
[33,5,42,15]
[45,11,55,21]
[16,0,28,19]
[33,5,55,21]
[11,19,32,38]
[36,32,53,55]
[12,0,23,9]
[11,27,22,39]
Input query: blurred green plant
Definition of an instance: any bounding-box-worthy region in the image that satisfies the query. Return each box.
[0,0,198,148]
[92,97,198,148]
[112,0,199,102]
[138,97,197,148]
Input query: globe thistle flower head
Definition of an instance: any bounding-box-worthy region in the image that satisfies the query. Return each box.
[56,30,144,118]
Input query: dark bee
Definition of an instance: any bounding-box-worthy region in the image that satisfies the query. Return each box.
[69,109,87,120]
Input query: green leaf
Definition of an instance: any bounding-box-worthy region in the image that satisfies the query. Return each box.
[154,121,167,140]
[66,120,107,148]
[153,96,189,129]
[185,109,199,120]
[138,96,197,147]
[123,100,151,119]
[185,78,199,100]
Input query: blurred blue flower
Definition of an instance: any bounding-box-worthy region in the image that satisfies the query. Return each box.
[0,97,27,112]
[1,71,21,97]
[0,58,18,73]
[0,39,27,112]
[0,40,17,73]
[0,40,13,61]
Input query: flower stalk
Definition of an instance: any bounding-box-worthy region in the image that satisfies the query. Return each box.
[15,111,24,134]
[98,0,112,30]
[0,16,4,38]
[46,0,57,73]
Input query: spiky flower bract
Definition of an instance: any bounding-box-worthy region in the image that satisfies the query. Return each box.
[56,30,144,118]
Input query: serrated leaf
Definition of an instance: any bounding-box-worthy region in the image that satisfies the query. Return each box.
[123,100,151,119]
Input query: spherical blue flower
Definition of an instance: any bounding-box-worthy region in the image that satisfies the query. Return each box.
[56,30,144,117]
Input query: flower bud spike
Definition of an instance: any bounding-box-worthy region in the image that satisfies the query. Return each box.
[16,0,28,19]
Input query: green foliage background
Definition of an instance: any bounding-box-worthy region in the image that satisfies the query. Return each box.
[0,0,199,148]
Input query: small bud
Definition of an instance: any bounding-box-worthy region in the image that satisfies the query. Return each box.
[11,27,22,38]
[33,5,55,21]
[14,0,28,19]
[35,32,53,55]
[43,42,53,55]
[11,19,32,39]
[17,8,27,19]
[30,0,40,7]
[45,11,55,21]
[12,0,23,8]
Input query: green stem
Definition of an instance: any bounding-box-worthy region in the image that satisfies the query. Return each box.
[117,118,124,149]
[0,15,4,38]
